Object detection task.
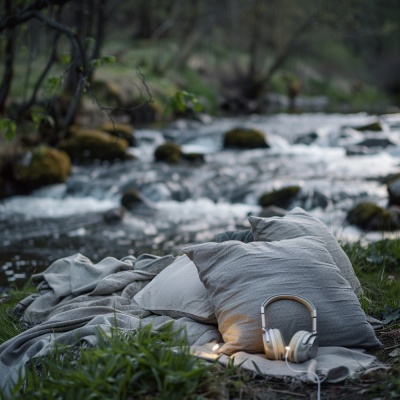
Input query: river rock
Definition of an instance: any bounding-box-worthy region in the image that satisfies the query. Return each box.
[346,202,399,231]
[293,131,318,145]
[387,177,400,206]
[354,121,383,132]
[258,186,301,209]
[121,189,157,214]
[125,100,163,124]
[181,152,205,164]
[346,146,379,156]
[103,207,126,223]
[99,123,135,146]
[258,205,287,218]
[90,79,125,107]
[355,137,396,148]
[59,129,129,162]
[154,142,182,164]
[223,128,269,149]
[12,146,71,193]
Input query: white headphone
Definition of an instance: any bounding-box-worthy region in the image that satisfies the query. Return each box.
[261,294,318,363]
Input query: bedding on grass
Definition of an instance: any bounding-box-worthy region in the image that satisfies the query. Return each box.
[0,208,387,397]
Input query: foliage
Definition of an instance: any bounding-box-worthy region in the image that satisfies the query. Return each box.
[0,118,17,141]
[0,0,111,142]
[342,239,400,316]
[4,324,217,400]
[164,90,203,115]
[0,285,35,345]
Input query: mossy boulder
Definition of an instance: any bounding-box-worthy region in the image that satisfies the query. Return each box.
[355,121,383,132]
[90,80,124,108]
[12,146,71,191]
[223,128,269,149]
[346,202,399,231]
[154,142,182,164]
[59,129,129,162]
[259,186,301,209]
[99,123,135,146]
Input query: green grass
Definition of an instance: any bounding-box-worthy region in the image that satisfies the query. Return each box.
[342,239,400,317]
[5,324,219,400]
[0,284,36,345]
[0,238,399,399]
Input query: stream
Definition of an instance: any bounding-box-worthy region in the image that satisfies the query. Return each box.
[1,112,400,291]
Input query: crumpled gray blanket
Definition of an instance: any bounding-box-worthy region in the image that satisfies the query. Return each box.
[0,252,385,396]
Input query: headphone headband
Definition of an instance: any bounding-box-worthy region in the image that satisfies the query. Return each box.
[261,294,317,335]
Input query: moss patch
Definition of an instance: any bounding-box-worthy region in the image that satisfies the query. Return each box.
[60,129,129,162]
[347,202,397,231]
[154,142,182,164]
[258,186,301,209]
[12,146,71,190]
[99,122,135,146]
[355,121,383,132]
[223,128,269,149]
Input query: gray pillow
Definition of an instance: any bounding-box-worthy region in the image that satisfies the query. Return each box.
[183,237,380,356]
[248,207,362,295]
[133,255,217,323]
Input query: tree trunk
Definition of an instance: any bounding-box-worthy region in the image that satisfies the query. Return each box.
[0,1,15,114]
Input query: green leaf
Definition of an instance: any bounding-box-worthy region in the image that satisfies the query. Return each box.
[60,53,71,64]
[89,55,117,69]
[0,118,17,141]
[89,58,102,68]
[31,112,55,130]
[102,55,116,64]
[85,36,96,48]
[47,76,62,94]
[165,90,203,115]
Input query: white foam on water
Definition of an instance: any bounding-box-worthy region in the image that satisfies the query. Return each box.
[156,198,260,228]
[0,196,118,217]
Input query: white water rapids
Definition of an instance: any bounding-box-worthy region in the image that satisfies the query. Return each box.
[1,111,400,289]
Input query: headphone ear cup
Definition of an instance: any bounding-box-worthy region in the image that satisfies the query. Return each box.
[288,331,314,363]
[264,328,286,360]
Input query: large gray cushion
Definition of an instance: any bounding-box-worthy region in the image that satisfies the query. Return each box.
[248,207,362,294]
[183,237,380,356]
[133,255,216,323]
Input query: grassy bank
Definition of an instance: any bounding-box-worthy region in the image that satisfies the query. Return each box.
[0,238,399,399]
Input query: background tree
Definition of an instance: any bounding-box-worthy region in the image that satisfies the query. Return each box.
[0,0,111,143]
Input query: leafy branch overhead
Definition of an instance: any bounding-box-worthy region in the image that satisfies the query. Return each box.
[165,91,203,115]
[0,118,16,141]
[0,0,109,140]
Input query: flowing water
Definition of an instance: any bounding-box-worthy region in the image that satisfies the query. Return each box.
[1,112,400,291]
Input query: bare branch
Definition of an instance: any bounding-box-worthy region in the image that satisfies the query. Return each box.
[0,1,15,113]
[60,75,87,130]
[34,11,89,77]
[15,34,61,117]
[0,0,70,32]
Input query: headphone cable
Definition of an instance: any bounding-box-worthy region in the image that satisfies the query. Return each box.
[285,346,321,400]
